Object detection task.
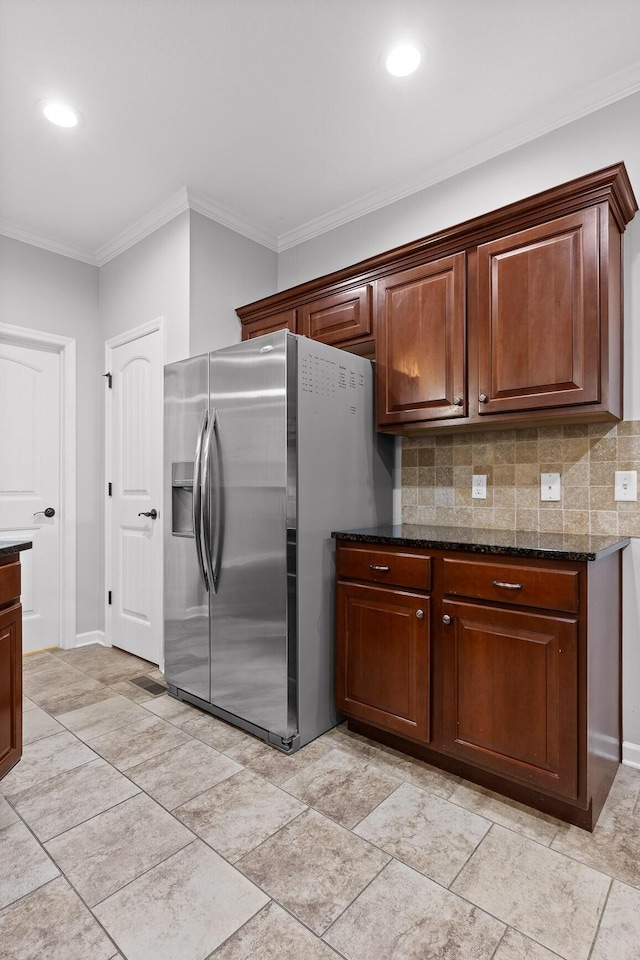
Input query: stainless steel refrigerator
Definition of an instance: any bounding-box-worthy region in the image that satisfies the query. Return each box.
[163,330,393,752]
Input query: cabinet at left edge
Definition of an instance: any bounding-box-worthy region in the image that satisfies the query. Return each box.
[0,554,23,780]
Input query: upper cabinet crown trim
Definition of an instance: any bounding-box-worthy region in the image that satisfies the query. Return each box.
[236,163,637,325]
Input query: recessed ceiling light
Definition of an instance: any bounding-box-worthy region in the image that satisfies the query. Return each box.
[39,100,82,128]
[385,42,422,77]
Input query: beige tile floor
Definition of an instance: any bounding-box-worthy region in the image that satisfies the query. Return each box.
[2,645,640,960]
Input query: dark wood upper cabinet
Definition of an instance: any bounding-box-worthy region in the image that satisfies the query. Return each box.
[376,254,466,426]
[242,308,297,340]
[475,208,600,417]
[236,164,637,433]
[299,285,372,346]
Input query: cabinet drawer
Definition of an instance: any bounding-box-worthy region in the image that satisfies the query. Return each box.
[337,545,431,590]
[0,562,20,608]
[443,558,579,613]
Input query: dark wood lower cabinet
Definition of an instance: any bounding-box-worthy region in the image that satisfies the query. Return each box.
[0,561,22,780]
[335,581,430,743]
[334,538,624,830]
[441,599,578,800]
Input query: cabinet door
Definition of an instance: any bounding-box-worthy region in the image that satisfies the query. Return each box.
[242,309,297,340]
[0,603,22,781]
[335,581,430,743]
[441,599,578,800]
[476,207,599,416]
[376,254,466,426]
[299,285,372,346]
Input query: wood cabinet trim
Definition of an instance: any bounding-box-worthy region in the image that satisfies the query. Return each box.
[237,164,636,326]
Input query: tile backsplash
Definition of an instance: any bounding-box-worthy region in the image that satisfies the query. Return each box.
[401,421,640,538]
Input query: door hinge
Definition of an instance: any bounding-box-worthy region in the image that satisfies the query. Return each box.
[108,590,112,605]
[108,482,112,497]
[103,372,112,388]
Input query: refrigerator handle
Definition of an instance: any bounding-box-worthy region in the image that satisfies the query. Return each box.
[209,407,223,591]
[192,409,209,592]
[201,406,218,594]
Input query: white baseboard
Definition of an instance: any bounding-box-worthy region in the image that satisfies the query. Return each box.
[74,630,106,648]
[622,741,640,770]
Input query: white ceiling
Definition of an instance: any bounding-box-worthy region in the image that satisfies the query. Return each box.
[2,0,640,265]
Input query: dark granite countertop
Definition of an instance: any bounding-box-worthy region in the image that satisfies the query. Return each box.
[0,540,33,559]
[331,524,630,562]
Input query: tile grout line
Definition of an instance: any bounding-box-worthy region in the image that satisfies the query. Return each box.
[0,809,124,958]
[584,876,614,960]
[11,646,640,959]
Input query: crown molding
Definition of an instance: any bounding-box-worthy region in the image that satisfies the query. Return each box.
[3,68,640,266]
[187,189,278,251]
[0,219,98,265]
[95,187,190,265]
[276,68,640,252]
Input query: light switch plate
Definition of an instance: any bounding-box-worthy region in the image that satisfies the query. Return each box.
[614,470,638,501]
[472,474,487,499]
[541,472,561,502]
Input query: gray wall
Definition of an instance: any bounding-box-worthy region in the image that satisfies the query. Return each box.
[0,236,101,635]
[277,92,640,753]
[99,210,191,364]
[189,211,277,356]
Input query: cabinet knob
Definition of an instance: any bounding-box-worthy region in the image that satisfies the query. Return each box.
[442,614,451,624]
[416,609,424,619]
[453,396,463,407]
[478,394,488,403]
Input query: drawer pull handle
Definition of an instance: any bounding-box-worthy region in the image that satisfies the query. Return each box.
[493,580,522,590]
[369,564,390,572]
[416,609,424,619]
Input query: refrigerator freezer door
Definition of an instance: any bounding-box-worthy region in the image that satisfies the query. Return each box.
[207,331,295,741]
[164,354,211,702]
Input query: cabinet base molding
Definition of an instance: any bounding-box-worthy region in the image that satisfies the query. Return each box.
[348,719,609,832]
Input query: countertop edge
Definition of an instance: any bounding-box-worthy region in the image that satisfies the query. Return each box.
[0,541,33,559]
[331,530,631,562]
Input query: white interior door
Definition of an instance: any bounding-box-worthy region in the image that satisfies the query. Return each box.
[0,340,60,653]
[107,328,163,665]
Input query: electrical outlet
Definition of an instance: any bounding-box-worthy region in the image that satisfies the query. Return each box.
[541,473,561,502]
[472,474,487,500]
[615,470,638,501]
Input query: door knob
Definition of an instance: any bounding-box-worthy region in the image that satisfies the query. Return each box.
[33,507,55,518]
[452,396,463,406]
[442,614,451,624]
[416,609,424,619]
[138,509,158,520]
[478,394,488,403]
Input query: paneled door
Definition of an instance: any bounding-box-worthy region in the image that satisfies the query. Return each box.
[376,253,466,426]
[107,327,163,664]
[0,340,60,653]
